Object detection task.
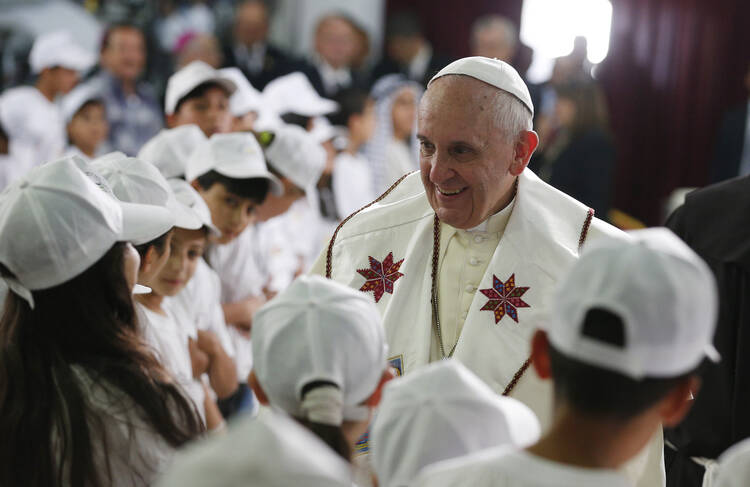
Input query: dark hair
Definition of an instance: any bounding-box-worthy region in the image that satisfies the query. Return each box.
[100,22,143,52]
[555,81,610,137]
[548,308,698,420]
[295,381,351,461]
[72,99,106,119]
[195,170,270,203]
[174,81,231,114]
[386,11,423,39]
[134,229,173,260]
[280,112,311,130]
[328,88,370,127]
[0,243,203,487]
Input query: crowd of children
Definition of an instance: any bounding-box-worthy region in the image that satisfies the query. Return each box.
[0,27,748,487]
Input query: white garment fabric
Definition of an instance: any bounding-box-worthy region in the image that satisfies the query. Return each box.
[155,409,352,487]
[68,365,178,486]
[315,57,353,96]
[414,448,632,487]
[408,43,433,82]
[137,303,206,420]
[0,86,66,169]
[0,144,35,191]
[332,152,375,218]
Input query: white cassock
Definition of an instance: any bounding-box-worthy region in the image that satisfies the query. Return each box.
[311,169,665,487]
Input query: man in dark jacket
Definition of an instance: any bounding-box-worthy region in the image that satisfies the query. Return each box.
[710,66,750,183]
[665,175,750,487]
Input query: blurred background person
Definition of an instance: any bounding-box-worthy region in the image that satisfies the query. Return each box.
[363,74,421,194]
[0,31,93,173]
[370,11,451,89]
[304,13,365,98]
[469,14,517,63]
[530,81,615,219]
[222,0,300,90]
[153,0,216,55]
[710,63,750,183]
[92,22,164,156]
[175,32,223,69]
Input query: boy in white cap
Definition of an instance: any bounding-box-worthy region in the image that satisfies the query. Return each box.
[371,360,540,487]
[0,31,94,171]
[0,156,202,486]
[414,228,718,487]
[156,410,353,487]
[137,124,207,179]
[60,81,110,160]
[249,275,394,461]
[164,60,237,137]
[261,72,338,130]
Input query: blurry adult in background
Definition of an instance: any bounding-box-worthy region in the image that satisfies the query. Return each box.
[665,174,750,487]
[0,31,93,176]
[175,33,223,69]
[304,14,365,98]
[531,81,615,219]
[94,23,164,156]
[350,22,372,72]
[223,0,299,90]
[154,0,216,55]
[363,74,422,194]
[370,11,451,89]
[710,64,750,183]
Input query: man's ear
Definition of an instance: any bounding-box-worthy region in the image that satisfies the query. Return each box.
[509,130,539,176]
[364,368,397,408]
[248,370,269,405]
[659,375,701,428]
[530,329,552,380]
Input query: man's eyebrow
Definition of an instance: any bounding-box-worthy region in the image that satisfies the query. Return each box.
[416,134,428,141]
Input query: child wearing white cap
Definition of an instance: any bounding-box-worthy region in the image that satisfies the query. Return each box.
[414,228,719,487]
[137,124,207,179]
[157,410,353,487]
[0,157,202,486]
[0,31,94,173]
[92,154,237,431]
[61,81,110,160]
[371,360,541,487]
[248,275,393,461]
[165,60,237,137]
[219,67,262,132]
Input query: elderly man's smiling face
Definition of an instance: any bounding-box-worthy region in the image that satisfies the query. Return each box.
[417,75,537,229]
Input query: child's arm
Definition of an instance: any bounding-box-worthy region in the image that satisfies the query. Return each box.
[221,294,266,337]
[197,329,238,399]
[188,337,210,378]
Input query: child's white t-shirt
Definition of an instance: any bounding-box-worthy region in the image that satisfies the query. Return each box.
[137,303,205,420]
[332,152,375,218]
[414,448,632,487]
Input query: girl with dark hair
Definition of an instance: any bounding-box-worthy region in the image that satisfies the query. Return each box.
[0,158,203,486]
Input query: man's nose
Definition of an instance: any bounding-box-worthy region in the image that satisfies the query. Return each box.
[429,151,454,184]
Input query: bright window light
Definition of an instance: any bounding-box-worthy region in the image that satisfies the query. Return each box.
[520,0,612,82]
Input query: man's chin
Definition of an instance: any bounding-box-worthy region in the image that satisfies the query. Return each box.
[434,207,477,230]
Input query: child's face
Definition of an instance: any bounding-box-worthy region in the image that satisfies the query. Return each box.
[231,111,258,132]
[255,178,304,222]
[351,99,376,144]
[67,102,109,156]
[137,231,173,288]
[391,87,417,141]
[154,228,207,296]
[195,182,258,243]
[172,86,231,137]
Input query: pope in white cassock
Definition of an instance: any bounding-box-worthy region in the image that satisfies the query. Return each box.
[312,57,664,486]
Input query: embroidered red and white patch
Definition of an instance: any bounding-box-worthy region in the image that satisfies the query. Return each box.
[479,273,530,323]
[357,252,404,303]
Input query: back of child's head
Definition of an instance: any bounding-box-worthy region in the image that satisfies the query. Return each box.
[251,275,389,461]
[328,88,370,128]
[542,228,719,421]
[138,124,207,180]
[194,170,270,204]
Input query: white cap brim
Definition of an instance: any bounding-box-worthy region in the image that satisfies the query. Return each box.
[119,201,175,245]
[213,165,284,197]
[167,197,221,237]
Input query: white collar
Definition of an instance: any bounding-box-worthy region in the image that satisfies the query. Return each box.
[409,43,433,81]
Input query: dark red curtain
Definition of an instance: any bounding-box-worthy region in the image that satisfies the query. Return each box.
[386,0,750,225]
[599,0,750,224]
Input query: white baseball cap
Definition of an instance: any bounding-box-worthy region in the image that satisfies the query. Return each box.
[371,360,541,487]
[0,157,174,306]
[715,438,750,487]
[262,72,338,117]
[545,228,720,380]
[59,79,105,122]
[137,125,207,179]
[168,178,220,237]
[252,275,389,424]
[264,124,326,191]
[164,60,237,115]
[429,56,534,116]
[155,411,352,487]
[29,30,95,74]
[185,132,283,195]
[219,67,262,117]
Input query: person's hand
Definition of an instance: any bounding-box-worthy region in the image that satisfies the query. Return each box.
[188,338,210,378]
[196,329,221,358]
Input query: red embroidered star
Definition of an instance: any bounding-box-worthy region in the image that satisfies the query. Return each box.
[479,274,530,324]
[357,252,404,303]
